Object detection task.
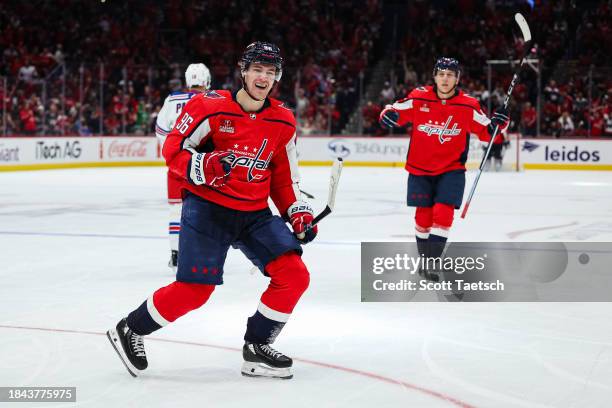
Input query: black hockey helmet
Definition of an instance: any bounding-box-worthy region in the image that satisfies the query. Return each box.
[239,41,283,81]
[433,57,461,78]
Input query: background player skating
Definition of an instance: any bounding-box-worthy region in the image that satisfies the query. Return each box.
[379,57,509,281]
[108,42,317,380]
[155,63,211,271]
[482,131,509,172]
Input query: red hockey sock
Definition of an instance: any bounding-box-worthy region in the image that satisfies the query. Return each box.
[258,252,310,320]
[431,202,454,239]
[414,206,433,238]
[149,281,215,325]
[167,171,183,205]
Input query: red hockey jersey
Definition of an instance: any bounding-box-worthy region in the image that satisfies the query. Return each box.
[392,86,496,175]
[163,90,300,213]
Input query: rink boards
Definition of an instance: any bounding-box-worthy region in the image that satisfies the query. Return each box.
[1,135,611,171]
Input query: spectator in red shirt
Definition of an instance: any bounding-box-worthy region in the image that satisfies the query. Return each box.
[521,102,537,136]
[19,100,37,135]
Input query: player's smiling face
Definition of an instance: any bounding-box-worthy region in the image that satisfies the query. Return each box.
[434,70,458,95]
[244,63,277,99]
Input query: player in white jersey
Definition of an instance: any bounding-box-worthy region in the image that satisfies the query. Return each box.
[156,63,211,270]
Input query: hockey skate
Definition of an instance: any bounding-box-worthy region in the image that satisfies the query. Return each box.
[241,342,293,379]
[168,250,178,272]
[106,318,148,377]
[418,266,440,282]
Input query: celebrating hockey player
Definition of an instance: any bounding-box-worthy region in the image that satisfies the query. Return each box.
[155,63,211,271]
[108,42,317,380]
[379,57,509,281]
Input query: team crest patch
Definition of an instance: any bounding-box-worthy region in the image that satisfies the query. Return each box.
[219,119,235,133]
[420,103,430,112]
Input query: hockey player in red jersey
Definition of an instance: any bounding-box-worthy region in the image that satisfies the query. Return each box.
[379,57,509,281]
[107,42,317,380]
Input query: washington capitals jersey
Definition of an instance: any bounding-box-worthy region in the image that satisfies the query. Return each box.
[392,86,494,175]
[156,90,201,144]
[163,90,300,213]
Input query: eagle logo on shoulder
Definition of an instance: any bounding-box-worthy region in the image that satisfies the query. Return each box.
[278,102,292,112]
[204,90,225,99]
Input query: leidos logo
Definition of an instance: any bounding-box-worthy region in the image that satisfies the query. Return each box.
[521,141,539,152]
[417,116,461,144]
[545,145,600,162]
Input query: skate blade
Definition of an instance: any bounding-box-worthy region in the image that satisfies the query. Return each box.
[106,329,139,378]
[241,361,293,379]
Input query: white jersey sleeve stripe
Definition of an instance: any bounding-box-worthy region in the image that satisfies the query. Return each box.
[155,124,169,134]
[473,109,491,126]
[182,118,211,150]
[392,99,413,111]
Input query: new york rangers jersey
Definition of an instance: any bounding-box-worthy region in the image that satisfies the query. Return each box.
[155,90,202,145]
[392,86,497,175]
[163,90,300,213]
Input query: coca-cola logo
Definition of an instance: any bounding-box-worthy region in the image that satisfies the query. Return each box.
[108,140,148,158]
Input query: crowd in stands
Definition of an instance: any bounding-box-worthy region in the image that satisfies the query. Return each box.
[1,0,611,138]
[0,0,382,136]
[364,0,612,137]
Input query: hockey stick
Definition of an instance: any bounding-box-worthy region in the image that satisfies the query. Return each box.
[310,157,344,227]
[461,13,531,219]
[300,189,315,199]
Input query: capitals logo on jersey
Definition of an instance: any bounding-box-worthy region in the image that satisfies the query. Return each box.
[227,139,273,182]
[416,116,462,144]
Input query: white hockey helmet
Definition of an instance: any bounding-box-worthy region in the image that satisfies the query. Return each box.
[185,63,211,89]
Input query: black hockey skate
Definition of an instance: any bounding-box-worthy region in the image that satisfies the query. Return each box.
[106,318,148,377]
[241,342,293,379]
[168,250,178,271]
[418,266,440,282]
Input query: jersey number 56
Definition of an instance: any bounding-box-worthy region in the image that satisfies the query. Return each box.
[176,113,194,134]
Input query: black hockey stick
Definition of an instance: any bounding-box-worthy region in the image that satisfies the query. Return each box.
[461,13,531,219]
[300,189,315,199]
[310,157,343,228]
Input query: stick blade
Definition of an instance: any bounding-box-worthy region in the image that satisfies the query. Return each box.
[326,157,343,211]
[515,13,532,43]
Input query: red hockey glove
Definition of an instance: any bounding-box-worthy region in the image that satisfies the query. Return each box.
[189,150,234,188]
[287,201,318,244]
[379,105,400,128]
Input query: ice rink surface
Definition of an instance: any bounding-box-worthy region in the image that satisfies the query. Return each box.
[1,166,612,407]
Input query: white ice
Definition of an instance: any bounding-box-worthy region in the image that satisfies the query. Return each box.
[1,166,612,408]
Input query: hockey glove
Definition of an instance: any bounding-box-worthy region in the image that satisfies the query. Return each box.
[488,107,510,141]
[287,201,318,244]
[189,150,234,188]
[379,105,400,128]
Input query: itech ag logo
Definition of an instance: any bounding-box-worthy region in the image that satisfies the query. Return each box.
[328,139,351,158]
[522,141,540,152]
